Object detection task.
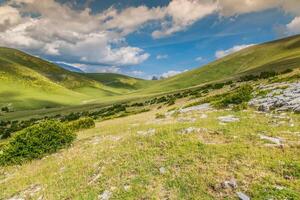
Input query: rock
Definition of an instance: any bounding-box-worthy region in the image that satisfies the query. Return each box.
[88,173,101,185]
[218,115,240,123]
[236,192,250,200]
[98,190,112,200]
[124,185,131,191]
[8,184,43,200]
[179,127,207,134]
[221,179,238,189]
[179,103,211,113]
[259,134,283,145]
[200,114,208,119]
[293,105,300,113]
[177,117,197,123]
[159,167,166,174]
[137,129,155,136]
[249,82,300,113]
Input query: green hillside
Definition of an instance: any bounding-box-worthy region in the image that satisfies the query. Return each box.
[146,34,300,93]
[83,73,149,90]
[0,48,150,110]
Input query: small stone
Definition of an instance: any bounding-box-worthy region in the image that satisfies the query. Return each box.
[124,185,131,191]
[259,135,283,145]
[275,185,284,190]
[137,129,156,136]
[221,179,238,189]
[218,115,240,123]
[236,192,250,200]
[179,103,211,113]
[98,190,112,200]
[159,167,166,174]
[200,114,208,119]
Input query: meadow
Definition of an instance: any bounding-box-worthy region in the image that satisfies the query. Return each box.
[1,98,299,199]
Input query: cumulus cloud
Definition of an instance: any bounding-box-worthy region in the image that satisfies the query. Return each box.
[161,69,188,78]
[152,0,217,38]
[1,0,300,72]
[215,44,255,59]
[0,5,21,31]
[0,0,150,67]
[286,16,300,34]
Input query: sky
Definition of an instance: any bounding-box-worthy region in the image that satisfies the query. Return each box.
[0,0,300,79]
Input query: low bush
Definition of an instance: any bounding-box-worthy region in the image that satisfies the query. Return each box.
[0,120,75,165]
[66,117,95,132]
[213,84,253,108]
[155,113,166,119]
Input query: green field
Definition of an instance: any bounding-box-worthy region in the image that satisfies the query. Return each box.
[1,90,299,199]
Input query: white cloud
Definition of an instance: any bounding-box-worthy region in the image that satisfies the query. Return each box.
[161,69,188,78]
[215,44,255,59]
[1,0,300,73]
[104,6,166,35]
[286,17,300,35]
[0,0,150,67]
[156,54,168,59]
[0,5,21,31]
[152,0,217,38]
[195,56,203,61]
[129,70,144,76]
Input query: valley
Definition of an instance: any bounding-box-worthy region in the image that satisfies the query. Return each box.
[0,35,300,200]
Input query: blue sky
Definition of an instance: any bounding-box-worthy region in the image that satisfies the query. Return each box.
[0,0,299,79]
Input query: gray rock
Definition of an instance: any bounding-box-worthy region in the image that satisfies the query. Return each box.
[236,192,250,200]
[7,184,43,200]
[99,190,112,200]
[179,103,211,113]
[218,115,240,123]
[159,167,166,174]
[259,134,283,145]
[179,127,207,134]
[250,82,300,113]
[221,179,238,189]
[137,129,155,136]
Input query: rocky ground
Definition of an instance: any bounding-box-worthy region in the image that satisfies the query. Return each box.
[249,82,300,113]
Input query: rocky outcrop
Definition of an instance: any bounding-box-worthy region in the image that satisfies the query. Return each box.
[249,82,300,112]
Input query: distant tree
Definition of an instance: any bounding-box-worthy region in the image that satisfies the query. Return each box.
[1,106,9,112]
[152,76,159,80]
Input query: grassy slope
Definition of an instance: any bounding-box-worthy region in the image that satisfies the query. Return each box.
[83,73,149,91]
[0,47,151,110]
[145,34,300,93]
[1,101,299,199]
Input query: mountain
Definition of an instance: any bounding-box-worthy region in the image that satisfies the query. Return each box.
[1,35,300,111]
[0,47,149,111]
[146,34,300,93]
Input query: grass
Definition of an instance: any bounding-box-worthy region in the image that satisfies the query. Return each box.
[0,100,299,199]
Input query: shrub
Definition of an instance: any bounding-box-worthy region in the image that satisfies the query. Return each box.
[232,102,248,111]
[212,84,253,108]
[66,117,95,132]
[281,68,293,74]
[0,120,75,165]
[155,113,166,119]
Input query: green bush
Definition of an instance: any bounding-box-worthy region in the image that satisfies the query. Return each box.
[0,120,75,165]
[66,117,95,132]
[212,84,253,108]
[155,113,166,119]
